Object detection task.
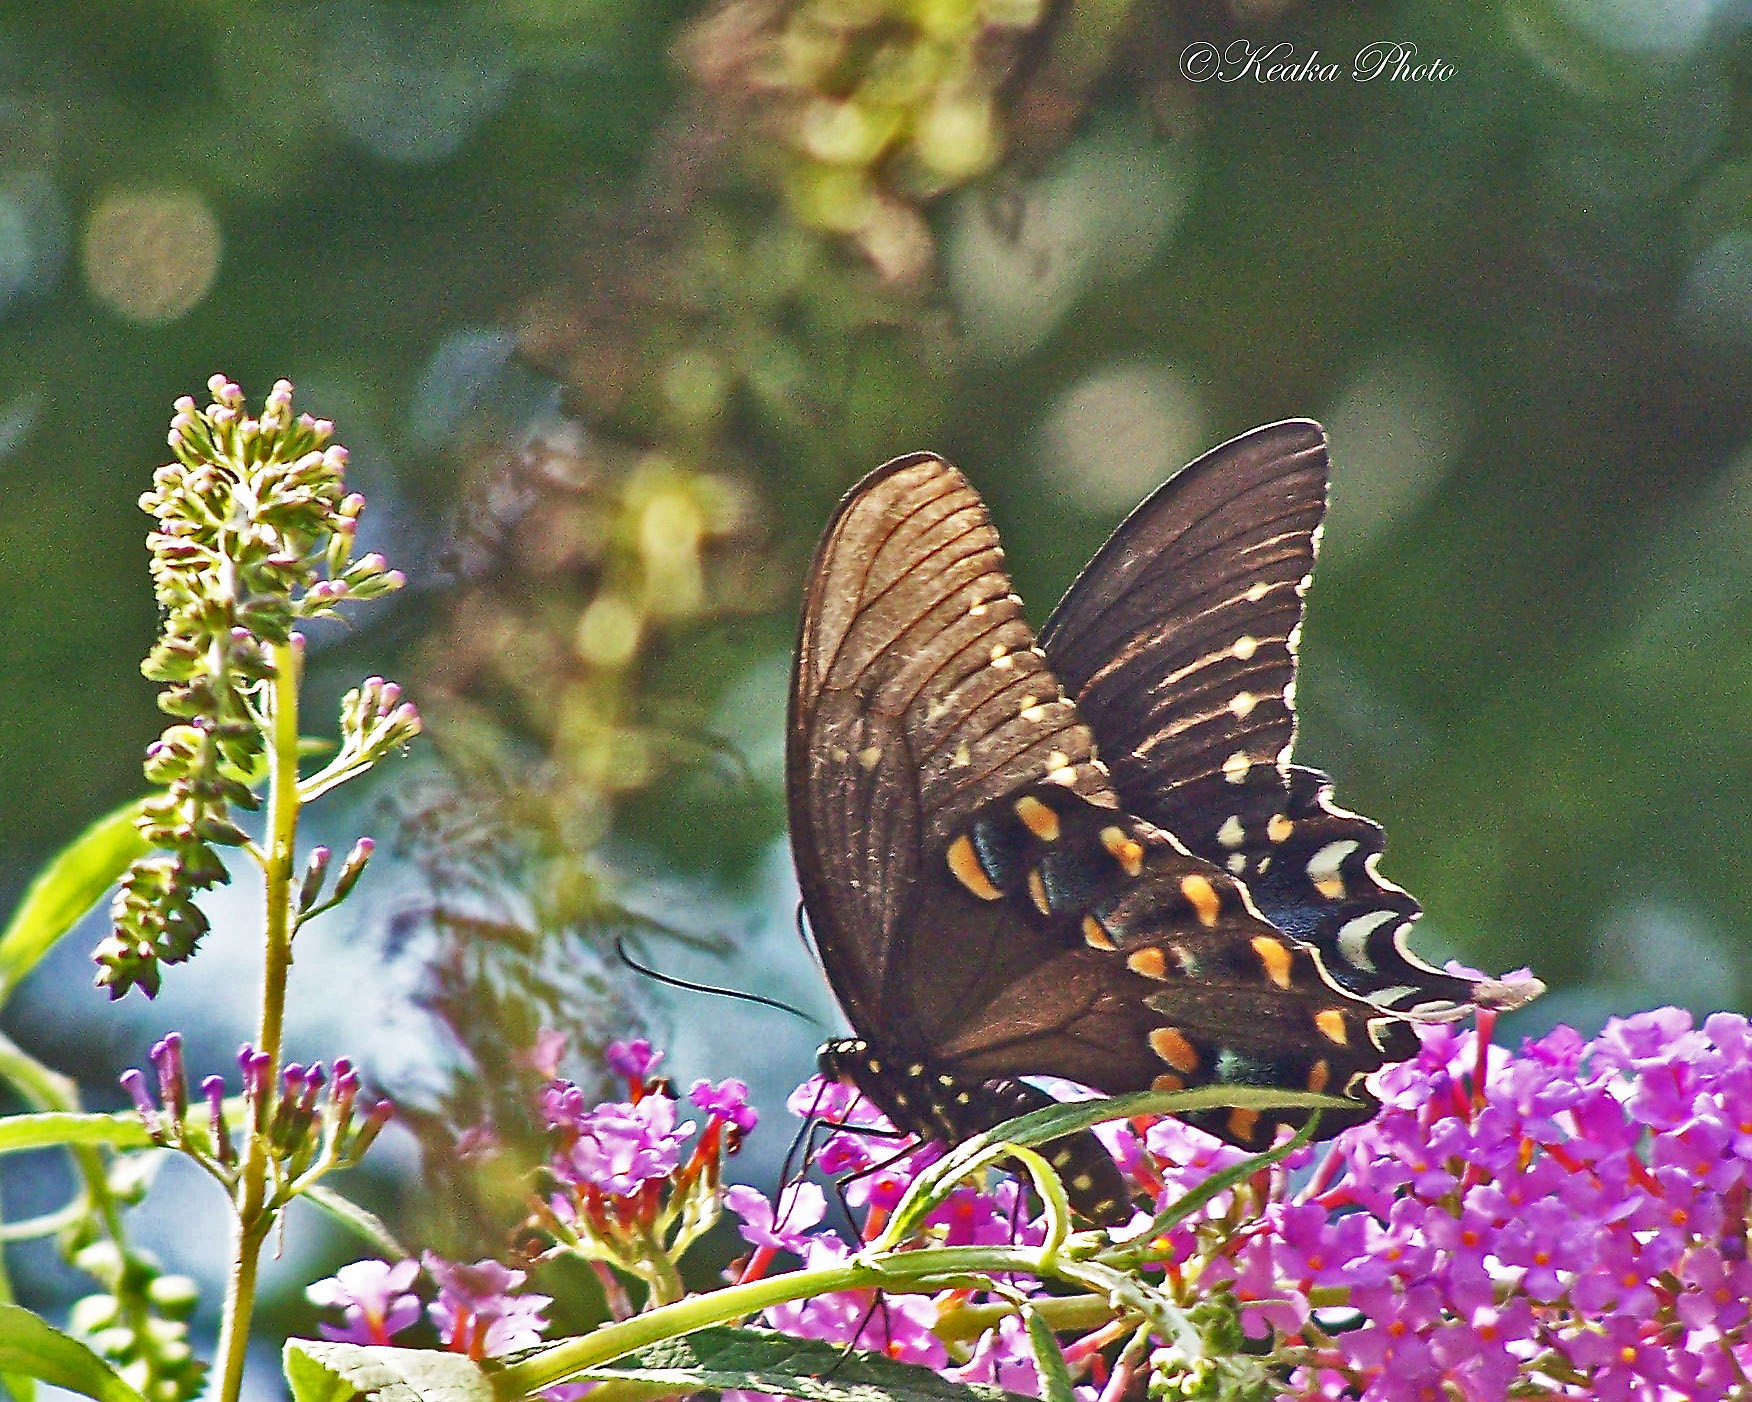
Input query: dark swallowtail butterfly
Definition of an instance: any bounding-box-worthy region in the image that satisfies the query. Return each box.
[788,421,1541,1225]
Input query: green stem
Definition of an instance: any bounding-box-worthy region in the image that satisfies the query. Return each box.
[495,1244,1065,1399]
[211,641,303,1402]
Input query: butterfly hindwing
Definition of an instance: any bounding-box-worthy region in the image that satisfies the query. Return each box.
[1038,421,1323,854]
[1039,422,1535,1018]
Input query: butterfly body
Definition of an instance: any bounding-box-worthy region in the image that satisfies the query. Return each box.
[817,1038,1133,1224]
[788,428,1540,1224]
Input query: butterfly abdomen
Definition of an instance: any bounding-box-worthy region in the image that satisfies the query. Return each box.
[818,1037,1133,1226]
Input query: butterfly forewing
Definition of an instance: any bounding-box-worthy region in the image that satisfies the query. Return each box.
[790,454,1116,1038]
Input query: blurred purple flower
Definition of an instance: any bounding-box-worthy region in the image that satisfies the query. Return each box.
[606,1039,661,1082]
[424,1253,551,1357]
[691,1077,758,1133]
[306,1258,421,1345]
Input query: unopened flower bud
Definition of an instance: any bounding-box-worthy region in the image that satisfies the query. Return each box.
[331,837,375,903]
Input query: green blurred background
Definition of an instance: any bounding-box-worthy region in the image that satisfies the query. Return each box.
[2,0,1751,1367]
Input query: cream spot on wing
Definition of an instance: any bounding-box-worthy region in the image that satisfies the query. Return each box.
[1245,581,1271,603]
[951,740,972,768]
[857,745,882,771]
[1216,815,1245,848]
[1267,813,1293,843]
[1222,751,1252,784]
[1308,840,1358,900]
[1232,634,1259,660]
[1227,853,1247,874]
[1228,691,1258,719]
[1337,911,1396,973]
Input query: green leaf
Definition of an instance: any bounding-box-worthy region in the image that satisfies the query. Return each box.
[302,1186,411,1260]
[0,1113,153,1156]
[545,1325,1037,1402]
[1023,1309,1074,1402]
[0,1305,147,1402]
[896,1083,1351,1223]
[283,1341,496,1402]
[0,800,149,1006]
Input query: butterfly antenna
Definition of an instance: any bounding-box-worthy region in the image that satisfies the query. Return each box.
[614,937,824,1029]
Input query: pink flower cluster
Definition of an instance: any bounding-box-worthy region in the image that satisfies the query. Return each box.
[722,1010,1752,1401]
[541,1038,756,1242]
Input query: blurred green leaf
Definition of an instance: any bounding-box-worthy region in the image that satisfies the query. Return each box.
[0,1305,146,1402]
[0,799,148,1006]
[303,1186,411,1262]
[1024,1310,1075,1402]
[0,1112,153,1156]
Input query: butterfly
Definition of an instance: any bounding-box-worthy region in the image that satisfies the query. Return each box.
[788,420,1542,1224]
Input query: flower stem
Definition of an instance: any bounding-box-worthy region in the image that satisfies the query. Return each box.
[495,1244,1076,1399]
[211,640,303,1402]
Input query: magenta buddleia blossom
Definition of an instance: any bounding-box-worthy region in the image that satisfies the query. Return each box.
[764,1236,948,1365]
[305,1255,551,1358]
[691,1078,759,1134]
[606,1039,662,1083]
[555,1093,693,1196]
[726,1181,827,1253]
[534,1048,750,1282]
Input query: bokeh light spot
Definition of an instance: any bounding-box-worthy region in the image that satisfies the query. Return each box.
[948,128,1191,359]
[319,2,516,165]
[1548,0,1730,56]
[1678,231,1752,346]
[1322,346,1466,557]
[1037,361,1205,511]
[0,170,70,314]
[81,189,221,324]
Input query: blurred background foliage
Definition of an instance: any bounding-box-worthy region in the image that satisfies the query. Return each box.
[2,0,1752,1371]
